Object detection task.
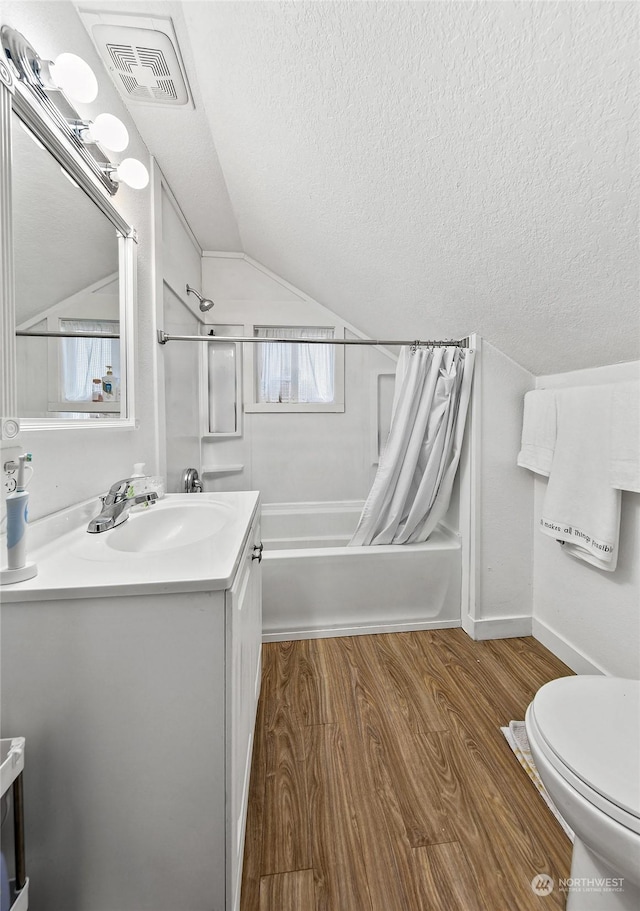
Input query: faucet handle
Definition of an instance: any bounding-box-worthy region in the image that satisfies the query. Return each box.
[133,491,158,506]
[107,477,135,493]
[104,477,137,506]
[104,475,164,507]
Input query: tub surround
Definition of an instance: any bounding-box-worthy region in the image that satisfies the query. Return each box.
[156,175,205,491]
[461,338,537,641]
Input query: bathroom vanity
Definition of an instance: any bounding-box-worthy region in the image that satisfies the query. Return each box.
[0,492,262,911]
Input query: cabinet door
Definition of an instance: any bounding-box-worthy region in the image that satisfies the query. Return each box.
[226,518,262,910]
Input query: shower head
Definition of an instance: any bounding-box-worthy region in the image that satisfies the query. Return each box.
[186,284,215,312]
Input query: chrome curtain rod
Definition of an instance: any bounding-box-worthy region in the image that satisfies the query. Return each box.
[156,330,468,348]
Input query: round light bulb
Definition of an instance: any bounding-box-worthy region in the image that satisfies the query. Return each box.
[115,157,149,190]
[90,113,129,152]
[51,53,98,103]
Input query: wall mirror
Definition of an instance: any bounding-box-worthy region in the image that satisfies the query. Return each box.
[0,51,136,430]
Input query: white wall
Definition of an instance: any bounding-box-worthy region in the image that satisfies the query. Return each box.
[2,1,159,520]
[463,338,536,639]
[199,254,397,506]
[532,361,640,677]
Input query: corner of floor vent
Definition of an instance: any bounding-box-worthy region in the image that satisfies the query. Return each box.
[77,10,193,108]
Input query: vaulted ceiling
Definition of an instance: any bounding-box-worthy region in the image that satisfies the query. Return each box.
[77,1,638,375]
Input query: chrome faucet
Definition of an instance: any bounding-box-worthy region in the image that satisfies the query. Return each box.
[181,467,202,493]
[87,477,158,533]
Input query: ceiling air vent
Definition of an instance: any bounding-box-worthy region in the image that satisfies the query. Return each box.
[78,11,193,108]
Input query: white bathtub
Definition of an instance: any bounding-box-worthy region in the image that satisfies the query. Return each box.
[261,501,462,641]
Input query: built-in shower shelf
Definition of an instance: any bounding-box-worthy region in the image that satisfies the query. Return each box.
[201,464,244,475]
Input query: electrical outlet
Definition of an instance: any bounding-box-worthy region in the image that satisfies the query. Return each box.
[1,445,23,522]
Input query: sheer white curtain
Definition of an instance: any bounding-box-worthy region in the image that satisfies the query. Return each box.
[255,327,334,403]
[60,319,119,402]
[350,345,475,546]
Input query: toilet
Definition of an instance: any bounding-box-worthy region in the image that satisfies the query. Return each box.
[525,676,640,911]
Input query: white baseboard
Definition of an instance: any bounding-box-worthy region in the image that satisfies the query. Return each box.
[262,618,461,643]
[464,614,533,640]
[532,618,607,675]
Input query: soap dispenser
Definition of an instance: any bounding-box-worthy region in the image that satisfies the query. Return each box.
[128,463,146,499]
[129,463,165,502]
[102,366,115,402]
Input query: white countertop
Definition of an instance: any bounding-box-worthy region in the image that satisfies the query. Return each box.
[1,491,260,602]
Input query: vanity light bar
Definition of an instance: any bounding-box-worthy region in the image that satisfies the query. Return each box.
[2,25,148,195]
[2,24,119,195]
[156,330,468,348]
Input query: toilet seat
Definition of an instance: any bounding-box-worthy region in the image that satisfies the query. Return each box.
[528,676,640,834]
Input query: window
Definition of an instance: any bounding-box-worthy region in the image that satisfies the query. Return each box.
[247,326,344,413]
[256,327,334,404]
[59,318,119,402]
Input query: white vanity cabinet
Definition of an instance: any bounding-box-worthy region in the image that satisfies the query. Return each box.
[226,514,263,909]
[0,492,262,911]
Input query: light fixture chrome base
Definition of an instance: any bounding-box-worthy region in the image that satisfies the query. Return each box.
[0,25,41,90]
[1,24,119,194]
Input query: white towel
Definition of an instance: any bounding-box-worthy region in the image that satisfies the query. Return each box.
[540,386,621,571]
[517,390,557,476]
[609,381,640,493]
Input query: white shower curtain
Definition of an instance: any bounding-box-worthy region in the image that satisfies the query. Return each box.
[350,345,475,546]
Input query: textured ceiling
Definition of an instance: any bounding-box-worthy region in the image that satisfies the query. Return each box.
[79,1,637,375]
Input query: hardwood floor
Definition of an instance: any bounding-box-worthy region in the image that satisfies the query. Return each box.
[240,629,574,911]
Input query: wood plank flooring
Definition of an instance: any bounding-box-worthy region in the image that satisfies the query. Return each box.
[240,629,574,911]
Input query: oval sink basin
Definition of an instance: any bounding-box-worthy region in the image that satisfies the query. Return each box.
[106,500,232,553]
[7,491,260,593]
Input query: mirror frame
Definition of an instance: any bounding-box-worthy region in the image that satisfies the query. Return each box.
[0,52,137,433]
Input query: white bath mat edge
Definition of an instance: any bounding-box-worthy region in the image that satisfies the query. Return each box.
[501,720,574,842]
